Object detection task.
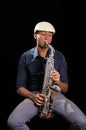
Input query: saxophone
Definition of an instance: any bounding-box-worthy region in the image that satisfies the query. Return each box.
[39,43,61,119]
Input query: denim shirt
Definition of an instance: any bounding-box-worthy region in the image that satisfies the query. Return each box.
[16,47,69,91]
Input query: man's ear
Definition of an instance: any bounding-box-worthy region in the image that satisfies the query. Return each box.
[34,33,37,39]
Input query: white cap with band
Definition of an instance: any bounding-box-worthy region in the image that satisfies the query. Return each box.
[34,21,56,34]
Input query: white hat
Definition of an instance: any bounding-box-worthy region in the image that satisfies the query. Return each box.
[34,21,56,34]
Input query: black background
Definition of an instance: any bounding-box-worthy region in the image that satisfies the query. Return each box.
[1,1,86,130]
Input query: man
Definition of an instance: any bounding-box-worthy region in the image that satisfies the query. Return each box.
[7,21,86,130]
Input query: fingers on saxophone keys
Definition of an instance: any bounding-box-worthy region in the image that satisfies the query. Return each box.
[36,93,45,105]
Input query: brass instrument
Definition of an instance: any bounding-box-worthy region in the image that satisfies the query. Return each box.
[39,43,61,119]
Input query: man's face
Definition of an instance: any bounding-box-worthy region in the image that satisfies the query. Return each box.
[35,31,53,49]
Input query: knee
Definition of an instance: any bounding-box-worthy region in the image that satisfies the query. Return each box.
[7,115,18,129]
[72,117,86,130]
[80,118,86,129]
[7,116,13,129]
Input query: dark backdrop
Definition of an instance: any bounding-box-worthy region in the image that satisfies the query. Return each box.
[1,2,86,130]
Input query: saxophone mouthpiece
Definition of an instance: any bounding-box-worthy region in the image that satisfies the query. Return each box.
[45,42,49,48]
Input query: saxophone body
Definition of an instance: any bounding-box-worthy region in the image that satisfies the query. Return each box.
[39,43,61,119]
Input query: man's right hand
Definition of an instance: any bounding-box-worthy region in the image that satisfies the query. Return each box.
[32,93,45,106]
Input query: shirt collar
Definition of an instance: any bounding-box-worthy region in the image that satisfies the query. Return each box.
[33,47,39,58]
[32,46,51,61]
[31,47,39,62]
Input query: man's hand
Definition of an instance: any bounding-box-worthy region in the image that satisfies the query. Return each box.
[51,69,60,84]
[32,93,45,106]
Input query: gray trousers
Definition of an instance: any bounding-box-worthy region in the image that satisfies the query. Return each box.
[7,92,86,130]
